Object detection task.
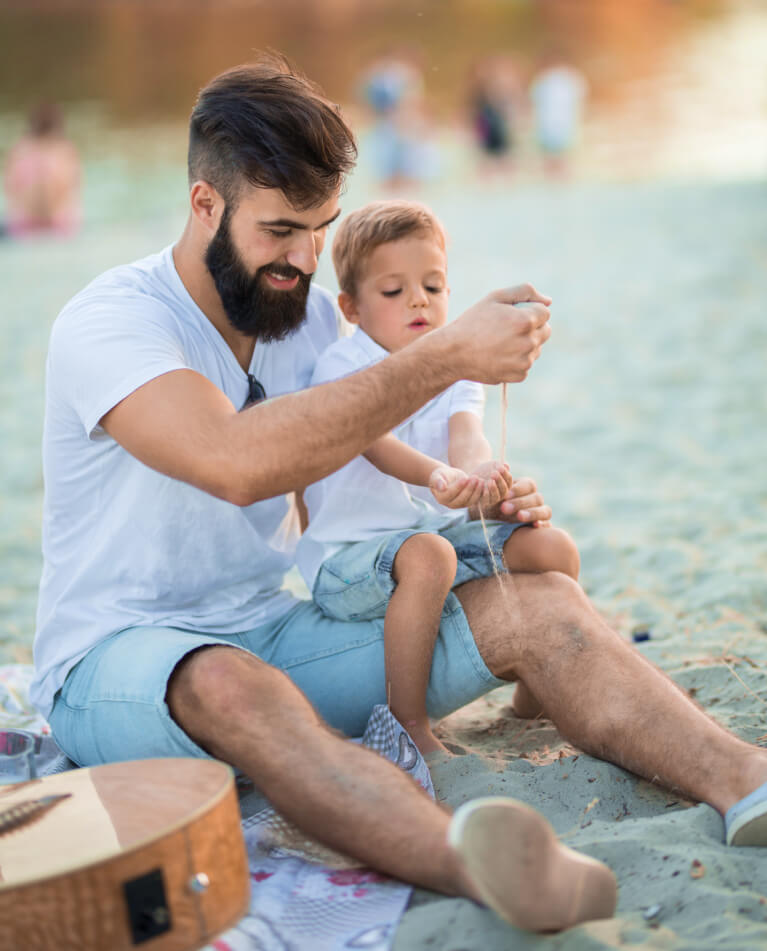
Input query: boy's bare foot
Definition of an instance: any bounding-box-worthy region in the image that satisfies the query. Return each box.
[449,797,617,932]
[512,680,546,719]
[404,720,453,756]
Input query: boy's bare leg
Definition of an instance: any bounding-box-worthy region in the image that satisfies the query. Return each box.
[457,571,767,813]
[510,678,546,720]
[502,524,580,580]
[501,526,579,719]
[386,532,457,754]
[167,645,617,931]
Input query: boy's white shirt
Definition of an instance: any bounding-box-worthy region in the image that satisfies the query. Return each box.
[297,327,485,591]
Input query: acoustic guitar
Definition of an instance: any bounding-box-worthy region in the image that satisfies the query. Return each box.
[0,758,250,951]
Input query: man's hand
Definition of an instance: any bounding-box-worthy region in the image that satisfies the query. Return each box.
[469,475,552,526]
[440,284,552,385]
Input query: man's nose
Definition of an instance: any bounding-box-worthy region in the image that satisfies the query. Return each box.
[286,232,319,275]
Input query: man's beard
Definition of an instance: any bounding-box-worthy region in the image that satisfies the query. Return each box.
[205,207,313,342]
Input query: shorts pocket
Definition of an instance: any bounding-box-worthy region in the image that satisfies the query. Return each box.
[313,564,390,622]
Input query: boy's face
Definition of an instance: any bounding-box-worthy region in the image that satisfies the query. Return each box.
[339,234,449,353]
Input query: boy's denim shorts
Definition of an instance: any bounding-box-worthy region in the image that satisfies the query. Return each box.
[313,518,525,622]
[48,590,506,767]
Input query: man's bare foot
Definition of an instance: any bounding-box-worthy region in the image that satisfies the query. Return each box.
[448,797,617,932]
[512,680,546,719]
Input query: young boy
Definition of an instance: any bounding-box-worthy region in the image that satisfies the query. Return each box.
[297,200,579,754]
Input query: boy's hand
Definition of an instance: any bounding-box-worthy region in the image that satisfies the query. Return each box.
[429,466,486,509]
[469,460,514,508]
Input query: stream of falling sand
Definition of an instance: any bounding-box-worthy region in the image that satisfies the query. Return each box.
[477,382,522,627]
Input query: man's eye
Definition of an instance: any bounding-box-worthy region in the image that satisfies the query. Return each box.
[381,289,401,298]
[267,229,291,238]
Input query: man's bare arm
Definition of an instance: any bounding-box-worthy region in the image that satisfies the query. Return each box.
[101,285,551,506]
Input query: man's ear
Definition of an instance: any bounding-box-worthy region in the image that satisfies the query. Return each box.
[189,180,224,235]
[338,291,360,324]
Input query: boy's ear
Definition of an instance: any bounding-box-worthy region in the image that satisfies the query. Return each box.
[338,291,360,324]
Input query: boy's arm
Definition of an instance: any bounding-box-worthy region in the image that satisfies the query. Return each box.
[363,434,486,509]
[449,412,551,524]
[295,489,309,534]
[364,434,446,486]
[448,411,513,506]
[447,411,494,472]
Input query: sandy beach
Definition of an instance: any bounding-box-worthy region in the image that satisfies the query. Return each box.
[1,159,766,948]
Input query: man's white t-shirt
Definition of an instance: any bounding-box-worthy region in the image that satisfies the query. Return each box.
[31,245,339,719]
[296,327,485,591]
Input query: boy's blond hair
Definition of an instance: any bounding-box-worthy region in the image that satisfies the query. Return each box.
[332,200,447,297]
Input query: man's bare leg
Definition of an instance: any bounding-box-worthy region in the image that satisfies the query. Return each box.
[501,525,579,720]
[168,647,461,889]
[166,645,616,930]
[457,571,767,815]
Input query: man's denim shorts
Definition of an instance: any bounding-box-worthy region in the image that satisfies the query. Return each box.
[313,518,524,622]
[48,591,506,767]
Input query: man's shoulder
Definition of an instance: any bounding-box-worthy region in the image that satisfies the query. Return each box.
[53,247,184,335]
[61,249,174,315]
[69,247,170,301]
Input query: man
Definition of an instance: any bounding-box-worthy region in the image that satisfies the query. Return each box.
[32,57,767,934]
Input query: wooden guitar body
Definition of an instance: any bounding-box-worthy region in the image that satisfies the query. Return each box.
[0,758,250,951]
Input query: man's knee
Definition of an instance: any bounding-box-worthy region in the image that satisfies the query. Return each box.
[503,565,585,610]
[167,644,285,724]
[457,569,598,679]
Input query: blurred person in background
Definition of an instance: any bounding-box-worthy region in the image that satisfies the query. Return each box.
[357,47,441,190]
[529,52,588,178]
[2,102,82,238]
[467,54,523,179]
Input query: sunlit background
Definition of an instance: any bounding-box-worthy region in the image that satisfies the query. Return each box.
[0,0,766,664]
[1,0,765,208]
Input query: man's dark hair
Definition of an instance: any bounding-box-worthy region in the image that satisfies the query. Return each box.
[188,53,357,210]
